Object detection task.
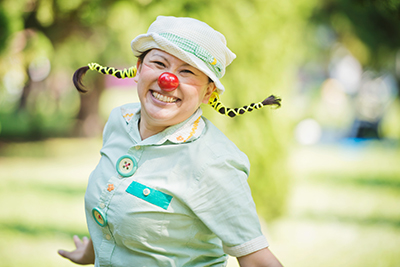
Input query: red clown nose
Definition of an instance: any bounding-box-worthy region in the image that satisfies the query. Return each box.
[158,72,179,91]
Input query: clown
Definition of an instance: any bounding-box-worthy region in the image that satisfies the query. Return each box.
[59,16,282,267]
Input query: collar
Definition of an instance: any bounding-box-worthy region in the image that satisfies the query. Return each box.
[120,104,205,145]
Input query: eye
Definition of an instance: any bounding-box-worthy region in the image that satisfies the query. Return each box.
[152,61,166,67]
[181,69,195,75]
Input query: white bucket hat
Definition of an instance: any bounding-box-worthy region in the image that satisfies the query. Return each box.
[131,16,236,94]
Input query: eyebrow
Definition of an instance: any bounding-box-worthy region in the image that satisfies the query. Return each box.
[151,53,193,68]
[152,53,168,61]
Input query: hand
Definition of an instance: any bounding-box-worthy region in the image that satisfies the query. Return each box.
[58,235,95,265]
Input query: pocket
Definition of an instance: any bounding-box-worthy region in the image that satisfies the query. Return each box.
[112,181,173,244]
[114,210,167,243]
[126,180,173,210]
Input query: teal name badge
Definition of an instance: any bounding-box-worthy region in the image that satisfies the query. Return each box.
[126,181,172,210]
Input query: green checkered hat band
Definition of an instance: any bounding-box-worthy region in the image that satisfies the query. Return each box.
[159,32,223,78]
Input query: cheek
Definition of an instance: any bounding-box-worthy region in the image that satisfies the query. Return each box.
[143,63,161,75]
[135,67,156,93]
[182,77,208,92]
[138,65,159,81]
[135,80,147,100]
[197,83,211,98]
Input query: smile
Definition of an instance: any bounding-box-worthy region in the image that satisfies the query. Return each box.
[151,91,178,103]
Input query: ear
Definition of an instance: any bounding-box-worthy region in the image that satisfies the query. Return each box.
[134,60,142,83]
[202,82,217,104]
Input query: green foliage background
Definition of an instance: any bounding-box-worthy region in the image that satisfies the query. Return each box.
[1,1,400,266]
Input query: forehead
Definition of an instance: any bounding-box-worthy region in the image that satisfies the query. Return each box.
[147,49,187,64]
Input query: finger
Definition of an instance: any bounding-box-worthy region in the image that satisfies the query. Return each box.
[82,236,89,244]
[73,235,83,247]
[58,249,69,259]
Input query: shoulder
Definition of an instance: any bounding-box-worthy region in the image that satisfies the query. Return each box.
[105,103,140,126]
[191,117,250,176]
[102,102,140,140]
[113,102,140,121]
[201,117,248,161]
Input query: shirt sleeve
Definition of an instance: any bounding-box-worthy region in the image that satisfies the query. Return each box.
[184,152,269,257]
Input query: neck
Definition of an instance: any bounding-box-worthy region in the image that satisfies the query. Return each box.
[138,118,168,140]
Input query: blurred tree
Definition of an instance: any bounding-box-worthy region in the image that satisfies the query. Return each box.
[1,0,118,137]
[311,0,400,88]
[302,0,400,140]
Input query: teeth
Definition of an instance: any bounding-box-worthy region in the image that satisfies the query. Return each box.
[152,91,177,103]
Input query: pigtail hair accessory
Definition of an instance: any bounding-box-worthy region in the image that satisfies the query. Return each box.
[88,63,137,79]
[208,92,281,118]
[72,63,137,93]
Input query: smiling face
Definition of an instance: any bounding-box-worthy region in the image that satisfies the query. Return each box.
[134,49,216,139]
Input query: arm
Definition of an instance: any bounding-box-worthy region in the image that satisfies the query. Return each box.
[237,248,283,267]
[58,235,95,265]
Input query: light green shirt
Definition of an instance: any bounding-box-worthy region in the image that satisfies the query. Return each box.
[85,103,268,267]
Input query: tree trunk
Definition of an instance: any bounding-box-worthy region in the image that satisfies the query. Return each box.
[74,77,105,137]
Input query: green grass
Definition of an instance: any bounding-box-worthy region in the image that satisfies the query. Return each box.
[1,138,399,266]
[0,138,101,267]
[268,142,400,267]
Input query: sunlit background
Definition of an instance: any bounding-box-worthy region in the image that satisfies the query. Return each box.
[1,0,400,266]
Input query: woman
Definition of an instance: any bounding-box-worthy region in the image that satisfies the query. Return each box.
[59,16,283,267]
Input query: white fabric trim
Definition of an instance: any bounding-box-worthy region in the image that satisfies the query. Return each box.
[223,235,269,257]
[165,108,204,144]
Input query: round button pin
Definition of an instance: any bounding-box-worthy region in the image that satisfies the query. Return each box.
[116,155,137,177]
[92,207,107,227]
[143,188,150,196]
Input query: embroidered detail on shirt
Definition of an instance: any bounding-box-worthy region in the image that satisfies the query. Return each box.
[107,184,115,192]
[121,105,140,124]
[126,181,173,210]
[165,108,205,144]
[123,113,134,123]
[181,116,201,142]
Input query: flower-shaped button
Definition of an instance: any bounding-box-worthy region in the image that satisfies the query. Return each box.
[116,155,137,177]
[92,207,107,227]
